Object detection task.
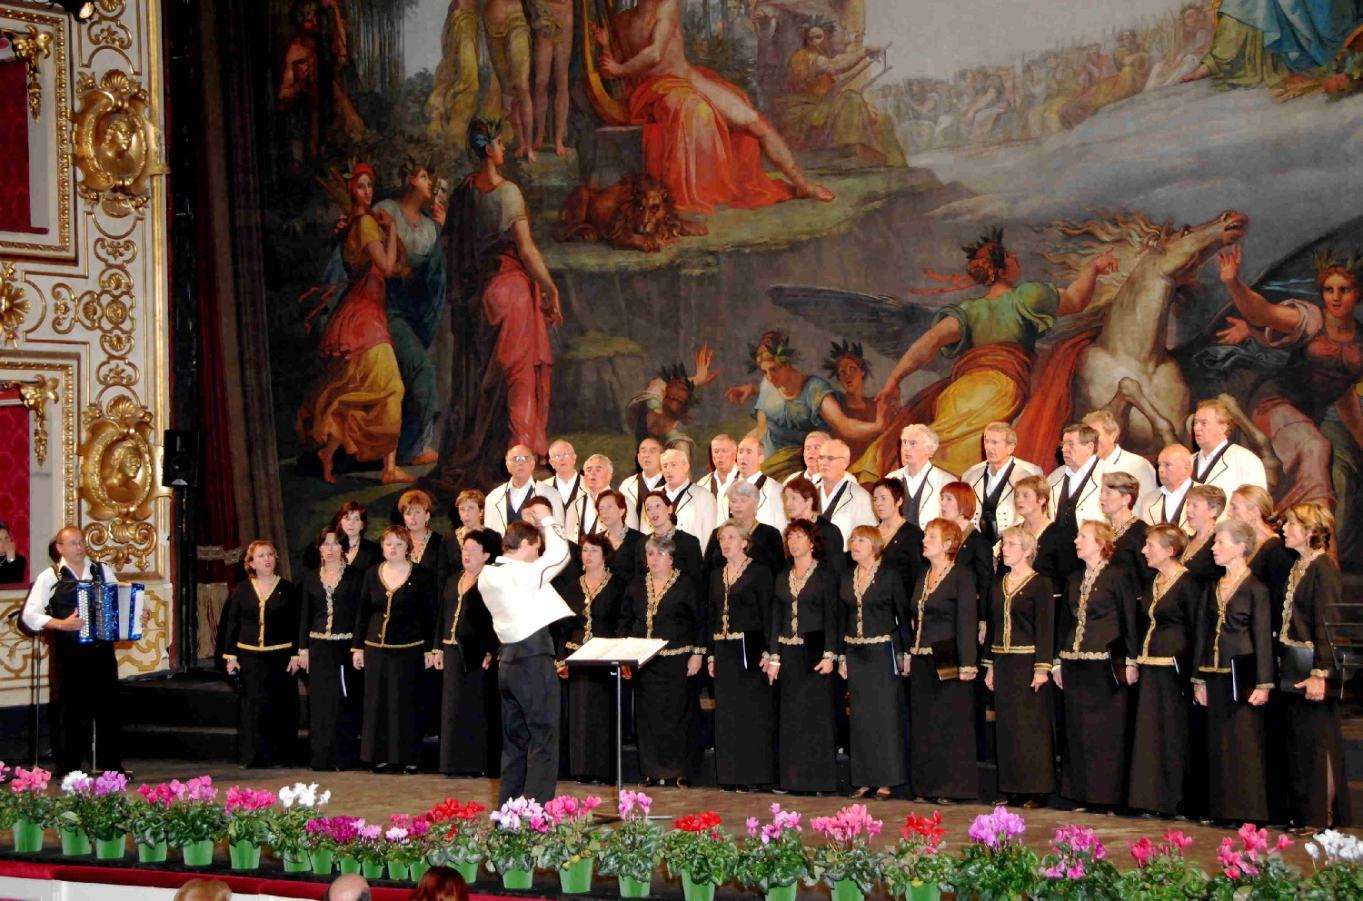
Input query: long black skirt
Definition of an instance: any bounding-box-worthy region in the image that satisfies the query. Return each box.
[308,640,363,770]
[1060,659,1128,806]
[238,649,297,767]
[992,656,1055,795]
[777,645,838,792]
[846,643,906,789]
[567,665,615,782]
[1128,665,1187,815]
[441,646,491,775]
[634,654,691,780]
[362,646,424,767]
[1205,673,1268,822]
[1283,693,1353,828]
[713,640,776,786]
[909,659,978,799]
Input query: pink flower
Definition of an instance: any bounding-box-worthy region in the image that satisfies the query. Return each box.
[11,766,51,793]
[93,771,128,797]
[1130,837,1154,867]
[1163,830,1193,851]
[1275,834,1293,851]
[359,823,382,841]
[746,817,759,837]
[225,786,276,814]
[1238,823,1269,854]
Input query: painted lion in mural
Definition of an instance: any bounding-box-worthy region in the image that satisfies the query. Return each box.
[557,173,708,252]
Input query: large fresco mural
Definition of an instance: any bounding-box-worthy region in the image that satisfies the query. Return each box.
[255,0,1363,568]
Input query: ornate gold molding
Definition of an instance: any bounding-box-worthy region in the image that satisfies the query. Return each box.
[50,238,139,391]
[79,395,161,569]
[0,374,58,467]
[1,25,52,119]
[0,261,29,347]
[72,70,166,211]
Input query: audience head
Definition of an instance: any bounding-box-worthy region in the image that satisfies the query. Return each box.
[939,481,976,524]
[870,478,905,523]
[1192,399,1234,453]
[1060,423,1098,471]
[1099,472,1139,515]
[505,444,536,484]
[782,477,819,521]
[244,539,278,578]
[981,421,1018,467]
[899,424,939,472]
[736,436,765,478]
[398,489,435,533]
[324,873,372,901]
[548,440,577,479]
[802,431,830,475]
[709,434,737,474]
[455,489,486,529]
[582,454,613,493]
[1082,409,1121,456]
[819,439,852,484]
[636,438,663,475]
[783,518,823,561]
[660,448,691,488]
[1156,444,1194,490]
[410,865,468,901]
[173,879,232,901]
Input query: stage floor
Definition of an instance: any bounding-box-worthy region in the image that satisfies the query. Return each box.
[127,758,1358,875]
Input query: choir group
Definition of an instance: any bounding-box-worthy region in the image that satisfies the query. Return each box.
[217,397,1352,834]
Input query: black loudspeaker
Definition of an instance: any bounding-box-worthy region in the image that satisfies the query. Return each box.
[162,429,200,488]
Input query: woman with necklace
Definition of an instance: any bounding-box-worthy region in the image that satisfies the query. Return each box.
[634,490,705,599]
[984,526,1055,808]
[400,489,452,594]
[1192,518,1273,824]
[221,540,299,767]
[704,481,784,576]
[1055,520,1137,813]
[1278,503,1352,832]
[597,489,643,586]
[939,482,994,606]
[1010,475,1071,594]
[555,533,624,783]
[294,529,364,770]
[769,520,841,793]
[1101,472,1151,594]
[782,477,847,579]
[620,533,703,787]
[870,479,923,601]
[706,521,776,791]
[431,529,498,777]
[333,501,380,572]
[1127,524,1198,817]
[907,518,979,803]
[351,525,437,774]
[838,525,908,799]
[1230,485,1295,625]
[1180,486,1226,588]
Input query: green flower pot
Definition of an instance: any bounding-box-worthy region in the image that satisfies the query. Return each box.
[681,871,717,901]
[560,857,595,893]
[410,861,431,882]
[229,840,261,870]
[387,860,410,881]
[619,875,652,897]
[338,854,361,875]
[12,819,44,854]
[453,859,480,884]
[502,867,534,890]
[181,839,215,867]
[310,848,335,874]
[282,851,311,873]
[59,827,92,856]
[137,840,168,863]
[765,883,797,901]
[905,884,940,901]
[833,879,865,901]
[95,836,127,860]
[361,859,385,879]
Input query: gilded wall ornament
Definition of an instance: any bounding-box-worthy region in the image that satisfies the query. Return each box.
[0,262,29,347]
[0,374,58,466]
[79,395,160,569]
[72,70,166,208]
[1,26,52,119]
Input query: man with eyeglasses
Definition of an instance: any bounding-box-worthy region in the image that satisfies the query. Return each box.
[816,439,873,543]
[565,453,614,540]
[486,444,563,534]
[620,438,666,530]
[537,439,581,528]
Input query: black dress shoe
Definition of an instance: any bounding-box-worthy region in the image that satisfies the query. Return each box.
[373,763,391,774]
[403,765,419,775]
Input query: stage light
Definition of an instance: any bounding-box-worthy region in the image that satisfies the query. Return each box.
[50,1,96,21]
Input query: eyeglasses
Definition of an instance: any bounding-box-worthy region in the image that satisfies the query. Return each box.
[549,452,574,460]
[508,454,532,463]
[817,454,849,462]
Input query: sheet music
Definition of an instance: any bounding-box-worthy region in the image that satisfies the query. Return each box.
[566,637,668,666]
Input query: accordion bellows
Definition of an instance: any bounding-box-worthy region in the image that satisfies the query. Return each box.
[75,582,145,644]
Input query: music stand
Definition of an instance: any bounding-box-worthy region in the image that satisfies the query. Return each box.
[566,637,668,812]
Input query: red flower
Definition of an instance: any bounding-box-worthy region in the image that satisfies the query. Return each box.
[675,811,723,832]
[426,798,486,823]
[900,811,945,846]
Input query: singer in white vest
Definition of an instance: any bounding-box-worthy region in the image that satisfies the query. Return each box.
[1191,399,1268,497]
[620,438,667,531]
[478,515,574,803]
[961,421,1043,548]
[782,430,829,488]
[657,447,718,548]
[728,435,788,530]
[884,424,955,529]
[564,453,613,541]
[816,438,874,542]
[1139,444,1196,534]
[1084,409,1158,499]
[485,445,564,534]
[701,434,740,502]
[536,439,582,528]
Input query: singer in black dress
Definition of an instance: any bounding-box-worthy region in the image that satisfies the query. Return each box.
[335,501,381,571]
[1128,524,1198,817]
[621,532,704,786]
[1056,520,1137,810]
[705,521,776,789]
[985,526,1055,804]
[597,490,645,586]
[1101,472,1152,595]
[435,529,499,776]
[1279,503,1353,829]
[770,520,841,793]
[840,525,909,798]
[782,477,848,578]
[1192,519,1274,824]
[1179,484,1225,819]
[221,541,300,767]
[352,526,437,773]
[297,530,364,770]
[556,533,624,783]
[703,482,785,576]
[906,518,979,802]
[871,479,924,601]
[636,491,707,601]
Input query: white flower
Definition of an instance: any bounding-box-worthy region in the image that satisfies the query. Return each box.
[278,785,296,808]
[1305,842,1320,860]
[60,771,91,793]
[317,790,332,807]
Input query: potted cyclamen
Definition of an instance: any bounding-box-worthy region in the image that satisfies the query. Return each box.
[306,815,365,875]
[383,814,433,882]
[735,803,810,901]
[1119,829,1207,898]
[1037,825,1121,898]
[271,782,331,873]
[1207,824,1299,899]
[663,812,739,901]
[3,765,53,854]
[424,799,487,885]
[54,771,95,855]
[487,796,550,889]
[883,812,954,901]
[164,776,225,867]
[81,772,131,860]
[538,795,603,893]
[809,805,884,901]
[132,781,176,862]
[1305,830,1363,898]
[954,806,1039,900]
[353,821,387,880]
[598,791,664,898]
[224,786,276,870]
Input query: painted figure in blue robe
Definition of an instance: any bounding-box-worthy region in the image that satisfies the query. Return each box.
[1185,0,1362,87]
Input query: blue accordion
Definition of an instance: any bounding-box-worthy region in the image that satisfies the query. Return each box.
[74,582,146,644]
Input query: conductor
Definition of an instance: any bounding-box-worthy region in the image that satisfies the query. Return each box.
[478,504,574,803]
